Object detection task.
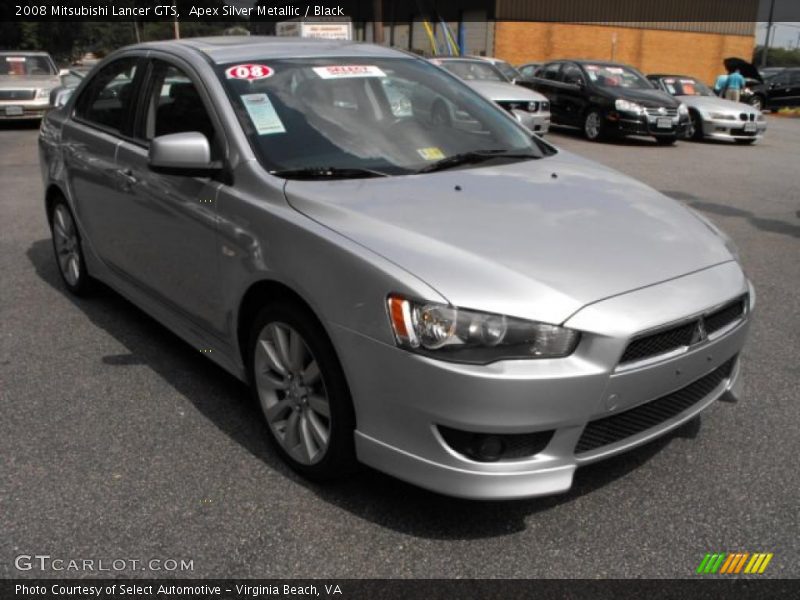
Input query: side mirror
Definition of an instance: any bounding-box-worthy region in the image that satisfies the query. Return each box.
[149,132,218,172]
[58,68,70,77]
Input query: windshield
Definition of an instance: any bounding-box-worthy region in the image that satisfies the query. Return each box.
[659,77,713,97]
[0,54,57,76]
[492,60,521,81]
[435,60,507,82]
[583,64,652,89]
[218,57,548,177]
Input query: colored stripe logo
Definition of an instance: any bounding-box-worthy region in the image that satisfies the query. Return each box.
[696,552,773,574]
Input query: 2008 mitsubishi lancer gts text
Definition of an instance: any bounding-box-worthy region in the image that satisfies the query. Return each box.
[39,37,753,500]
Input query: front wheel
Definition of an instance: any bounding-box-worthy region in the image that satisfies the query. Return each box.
[688,111,705,141]
[49,199,94,295]
[655,136,677,146]
[249,302,356,480]
[583,109,604,141]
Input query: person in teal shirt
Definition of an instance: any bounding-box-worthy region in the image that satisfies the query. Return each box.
[713,73,729,96]
[724,69,746,103]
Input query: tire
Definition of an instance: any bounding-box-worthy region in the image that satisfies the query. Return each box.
[249,301,356,480]
[49,198,94,295]
[655,136,677,146]
[688,111,705,141]
[735,139,757,145]
[583,109,604,141]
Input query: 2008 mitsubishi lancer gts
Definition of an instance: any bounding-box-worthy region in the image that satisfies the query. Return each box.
[38,37,753,499]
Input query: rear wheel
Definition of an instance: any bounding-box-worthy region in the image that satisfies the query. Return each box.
[583,109,604,141]
[249,301,356,480]
[49,199,94,295]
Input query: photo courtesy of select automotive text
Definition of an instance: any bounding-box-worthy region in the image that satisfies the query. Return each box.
[1,0,799,598]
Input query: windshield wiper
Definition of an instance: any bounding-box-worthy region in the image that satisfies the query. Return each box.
[416,149,540,174]
[270,166,390,180]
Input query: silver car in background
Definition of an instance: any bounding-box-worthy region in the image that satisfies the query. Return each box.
[648,74,766,144]
[0,51,62,120]
[432,57,551,134]
[39,37,752,499]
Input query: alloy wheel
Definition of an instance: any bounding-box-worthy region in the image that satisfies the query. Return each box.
[52,204,81,286]
[584,111,601,140]
[254,322,331,465]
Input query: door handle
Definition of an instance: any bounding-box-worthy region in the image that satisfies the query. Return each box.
[117,168,138,185]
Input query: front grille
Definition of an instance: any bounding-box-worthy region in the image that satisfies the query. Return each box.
[619,296,747,366]
[740,113,756,121]
[645,107,678,117]
[705,298,745,335]
[575,356,736,454]
[620,321,696,364]
[0,90,36,101]
[497,100,535,113]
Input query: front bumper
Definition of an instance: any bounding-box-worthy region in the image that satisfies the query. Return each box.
[0,100,50,120]
[513,109,551,135]
[608,111,689,138]
[700,117,767,141]
[333,262,752,499]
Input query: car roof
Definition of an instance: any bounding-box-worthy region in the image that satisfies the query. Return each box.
[135,36,407,64]
[0,50,51,56]
[648,74,699,80]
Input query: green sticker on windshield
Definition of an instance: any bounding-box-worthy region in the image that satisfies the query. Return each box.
[241,93,285,136]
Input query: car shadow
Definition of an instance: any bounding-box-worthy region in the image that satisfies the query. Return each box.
[548,125,676,146]
[661,191,800,239]
[0,120,41,130]
[28,237,704,540]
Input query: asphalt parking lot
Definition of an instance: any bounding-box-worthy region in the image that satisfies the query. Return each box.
[1,118,798,579]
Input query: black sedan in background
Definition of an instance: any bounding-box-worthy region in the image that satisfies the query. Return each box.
[529,60,689,144]
[745,68,800,111]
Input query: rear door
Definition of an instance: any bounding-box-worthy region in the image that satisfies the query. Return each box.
[557,63,589,126]
[530,62,564,122]
[112,56,226,338]
[62,56,144,270]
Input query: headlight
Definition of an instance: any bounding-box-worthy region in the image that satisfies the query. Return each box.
[527,101,538,112]
[35,88,51,99]
[540,101,549,111]
[678,103,689,115]
[615,99,643,114]
[689,209,741,262]
[708,112,736,120]
[386,295,580,364]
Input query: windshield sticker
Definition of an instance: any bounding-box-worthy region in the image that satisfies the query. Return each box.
[680,79,695,84]
[225,64,274,81]
[241,93,285,136]
[606,67,624,74]
[313,65,387,79]
[417,147,445,161]
[5,57,26,62]
[585,65,599,70]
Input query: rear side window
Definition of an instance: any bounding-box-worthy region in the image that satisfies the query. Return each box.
[75,58,139,135]
[541,63,562,81]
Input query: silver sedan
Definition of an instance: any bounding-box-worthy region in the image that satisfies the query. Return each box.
[648,74,767,144]
[39,37,753,499]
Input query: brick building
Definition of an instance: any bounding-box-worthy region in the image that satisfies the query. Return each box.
[351,0,758,86]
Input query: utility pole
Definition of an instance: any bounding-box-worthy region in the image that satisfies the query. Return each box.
[173,1,180,39]
[760,0,775,68]
[373,0,384,44]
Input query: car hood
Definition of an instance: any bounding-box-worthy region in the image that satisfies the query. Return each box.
[0,74,60,90]
[603,86,680,108]
[679,95,755,114]
[284,151,734,325]
[466,80,547,103]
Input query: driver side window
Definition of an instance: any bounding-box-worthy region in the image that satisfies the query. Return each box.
[561,64,584,86]
[141,60,218,156]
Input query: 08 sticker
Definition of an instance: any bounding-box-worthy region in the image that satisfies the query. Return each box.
[225,64,274,81]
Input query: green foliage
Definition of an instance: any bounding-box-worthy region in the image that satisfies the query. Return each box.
[752,45,800,68]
